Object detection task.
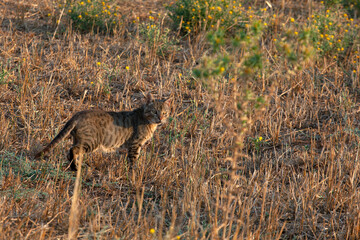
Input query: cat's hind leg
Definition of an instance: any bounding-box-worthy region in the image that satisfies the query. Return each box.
[67,143,93,171]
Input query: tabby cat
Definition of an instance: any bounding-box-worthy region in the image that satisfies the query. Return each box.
[35,95,171,171]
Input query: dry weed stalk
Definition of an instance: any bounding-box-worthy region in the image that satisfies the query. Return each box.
[68,149,83,240]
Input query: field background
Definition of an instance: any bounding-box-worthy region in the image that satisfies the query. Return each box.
[1,0,360,239]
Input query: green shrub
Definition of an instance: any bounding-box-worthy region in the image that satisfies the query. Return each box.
[166,0,251,34]
[56,0,120,33]
[138,20,180,57]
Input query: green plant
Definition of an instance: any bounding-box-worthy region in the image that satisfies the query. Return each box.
[166,0,251,34]
[138,20,180,57]
[0,64,9,85]
[56,0,120,33]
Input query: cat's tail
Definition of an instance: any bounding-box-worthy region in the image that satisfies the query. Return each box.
[35,118,77,159]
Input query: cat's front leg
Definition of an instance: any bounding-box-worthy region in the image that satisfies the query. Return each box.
[127,143,142,169]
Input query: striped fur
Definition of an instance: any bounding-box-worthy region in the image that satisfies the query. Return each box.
[35,97,171,171]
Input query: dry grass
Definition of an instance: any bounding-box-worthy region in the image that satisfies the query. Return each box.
[1,0,360,239]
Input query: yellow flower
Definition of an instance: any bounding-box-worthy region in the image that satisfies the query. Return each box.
[78,15,82,19]
[208,15,212,19]
[176,236,181,240]
[258,137,263,141]
[273,38,277,42]
[114,13,117,16]
[80,1,84,5]
[264,22,267,26]
[294,31,298,35]
[126,66,129,70]
[87,0,91,3]
[217,7,222,11]
[333,56,337,59]
[290,17,295,22]
[192,8,195,11]
[102,2,105,6]
[68,9,72,13]
[95,14,98,17]
[47,13,51,17]
[229,11,233,14]
[150,228,155,234]
[91,81,94,84]
[220,67,225,72]
[97,62,101,66]
[353,70,357,73]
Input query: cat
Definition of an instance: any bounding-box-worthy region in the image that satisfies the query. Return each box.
[35,95,171,171]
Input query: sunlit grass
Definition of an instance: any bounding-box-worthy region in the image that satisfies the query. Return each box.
[0,0,360,239]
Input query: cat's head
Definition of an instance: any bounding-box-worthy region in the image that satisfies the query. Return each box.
[143,94,171,124]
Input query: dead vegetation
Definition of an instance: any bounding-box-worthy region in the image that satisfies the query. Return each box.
[1,0,360,239]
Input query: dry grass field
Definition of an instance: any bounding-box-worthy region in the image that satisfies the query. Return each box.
[1,0,360,239]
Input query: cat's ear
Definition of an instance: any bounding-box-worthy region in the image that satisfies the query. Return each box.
[163,98,171,108]
[145,93,153,104]
[164,98,171,106]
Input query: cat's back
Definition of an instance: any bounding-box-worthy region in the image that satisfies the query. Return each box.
[72,109,134,129]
